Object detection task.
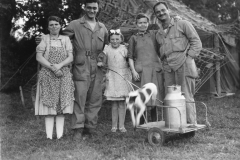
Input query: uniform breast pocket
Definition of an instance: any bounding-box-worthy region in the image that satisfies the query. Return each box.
[97,35,104,50]
[169,35,185,52]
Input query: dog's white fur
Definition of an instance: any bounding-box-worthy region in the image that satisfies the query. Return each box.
[126,83,157,128]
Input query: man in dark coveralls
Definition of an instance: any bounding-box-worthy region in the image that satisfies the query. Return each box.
[63,0,108,140]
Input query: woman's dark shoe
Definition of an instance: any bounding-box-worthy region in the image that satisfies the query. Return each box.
[83,128,97,137]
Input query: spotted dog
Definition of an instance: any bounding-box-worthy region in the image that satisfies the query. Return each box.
[126,83,157,128]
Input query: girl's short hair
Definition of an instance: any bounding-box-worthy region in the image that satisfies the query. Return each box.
[135,13,150,24]
[108,29,124,42]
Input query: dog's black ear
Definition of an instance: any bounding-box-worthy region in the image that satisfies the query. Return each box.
[129,96,137,103]
[139,92,146,102]
[146,88,152,95]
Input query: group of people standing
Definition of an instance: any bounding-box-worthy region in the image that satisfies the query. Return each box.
[35,0,202,141]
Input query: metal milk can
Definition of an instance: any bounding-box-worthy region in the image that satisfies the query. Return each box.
[164,85,187,128]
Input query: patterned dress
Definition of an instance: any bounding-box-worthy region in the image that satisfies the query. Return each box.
[104,44,132,100]
[36,39,74,115]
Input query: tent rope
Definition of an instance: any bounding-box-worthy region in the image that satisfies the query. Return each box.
[0,52,36,91]
[23,72,37,88]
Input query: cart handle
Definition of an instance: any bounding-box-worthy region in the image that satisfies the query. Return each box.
[186,101,211,127]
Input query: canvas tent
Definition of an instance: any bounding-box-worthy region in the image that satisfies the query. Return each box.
[98,0,240,96]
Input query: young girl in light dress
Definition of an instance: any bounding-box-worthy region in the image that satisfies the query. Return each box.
[97,29,132,132]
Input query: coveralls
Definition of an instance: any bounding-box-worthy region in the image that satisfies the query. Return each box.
[63,16,108,129]
[128,30,165,122]
[156,19,202,124]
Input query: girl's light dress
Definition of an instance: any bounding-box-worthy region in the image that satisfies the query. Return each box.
[103,44,132,100]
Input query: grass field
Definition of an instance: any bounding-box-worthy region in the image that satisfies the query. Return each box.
[1,90,240,160]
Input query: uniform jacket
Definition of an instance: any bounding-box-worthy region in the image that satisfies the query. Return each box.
[63,15,108,80]
[156,18,202,71]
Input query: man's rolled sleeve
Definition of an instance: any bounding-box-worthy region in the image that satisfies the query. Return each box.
[97,52,107,64]
[97,45,108,65]
[181,21,202,58]
[127,36,135,60]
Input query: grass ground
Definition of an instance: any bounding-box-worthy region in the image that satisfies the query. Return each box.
[1,91,240,160]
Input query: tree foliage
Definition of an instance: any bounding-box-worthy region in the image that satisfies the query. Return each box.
[182,0,240,24]
[0,0,16,42]
[14,0,85,37]
[12,0,240,37]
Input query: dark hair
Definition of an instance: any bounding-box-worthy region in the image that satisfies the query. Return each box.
[47,16,63,34]
[48,16,63,26]
[135,13,150,24]
[108,29,124,42]
[153,1,169,13]
[84,0,99,5]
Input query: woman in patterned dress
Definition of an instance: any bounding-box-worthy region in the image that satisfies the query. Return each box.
[35,16,74,140]
[97,29,132,133]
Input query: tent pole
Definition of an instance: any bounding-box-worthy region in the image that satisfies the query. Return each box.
[19,86,26,108]
[214,34,221,96]
[216,62,221,95]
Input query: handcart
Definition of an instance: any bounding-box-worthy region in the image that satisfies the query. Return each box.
[105,67,211,147]
[137,101,211,147]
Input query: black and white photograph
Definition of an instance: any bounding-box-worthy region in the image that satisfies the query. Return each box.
[0,0,240,159]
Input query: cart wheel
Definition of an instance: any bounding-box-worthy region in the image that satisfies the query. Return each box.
[148,127,165,147]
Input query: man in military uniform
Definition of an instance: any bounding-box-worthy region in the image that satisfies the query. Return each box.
[63,0,108,140]
[154,1,202,125]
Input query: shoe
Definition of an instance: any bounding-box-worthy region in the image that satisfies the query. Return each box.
[57,134,64,140]
[119,127,127,133]
[72,129,83,141]
[188,124,198,128]
[111,127,117,132]
[83,128,97,137]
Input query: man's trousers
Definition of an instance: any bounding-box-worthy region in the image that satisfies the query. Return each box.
[164,61,197,124]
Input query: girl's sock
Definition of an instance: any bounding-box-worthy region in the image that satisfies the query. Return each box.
[45,116,54,139]
[56,115,65,139]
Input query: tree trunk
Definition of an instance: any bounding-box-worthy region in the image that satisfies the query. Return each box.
[0,22,2,87]
[0,0,16,88]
